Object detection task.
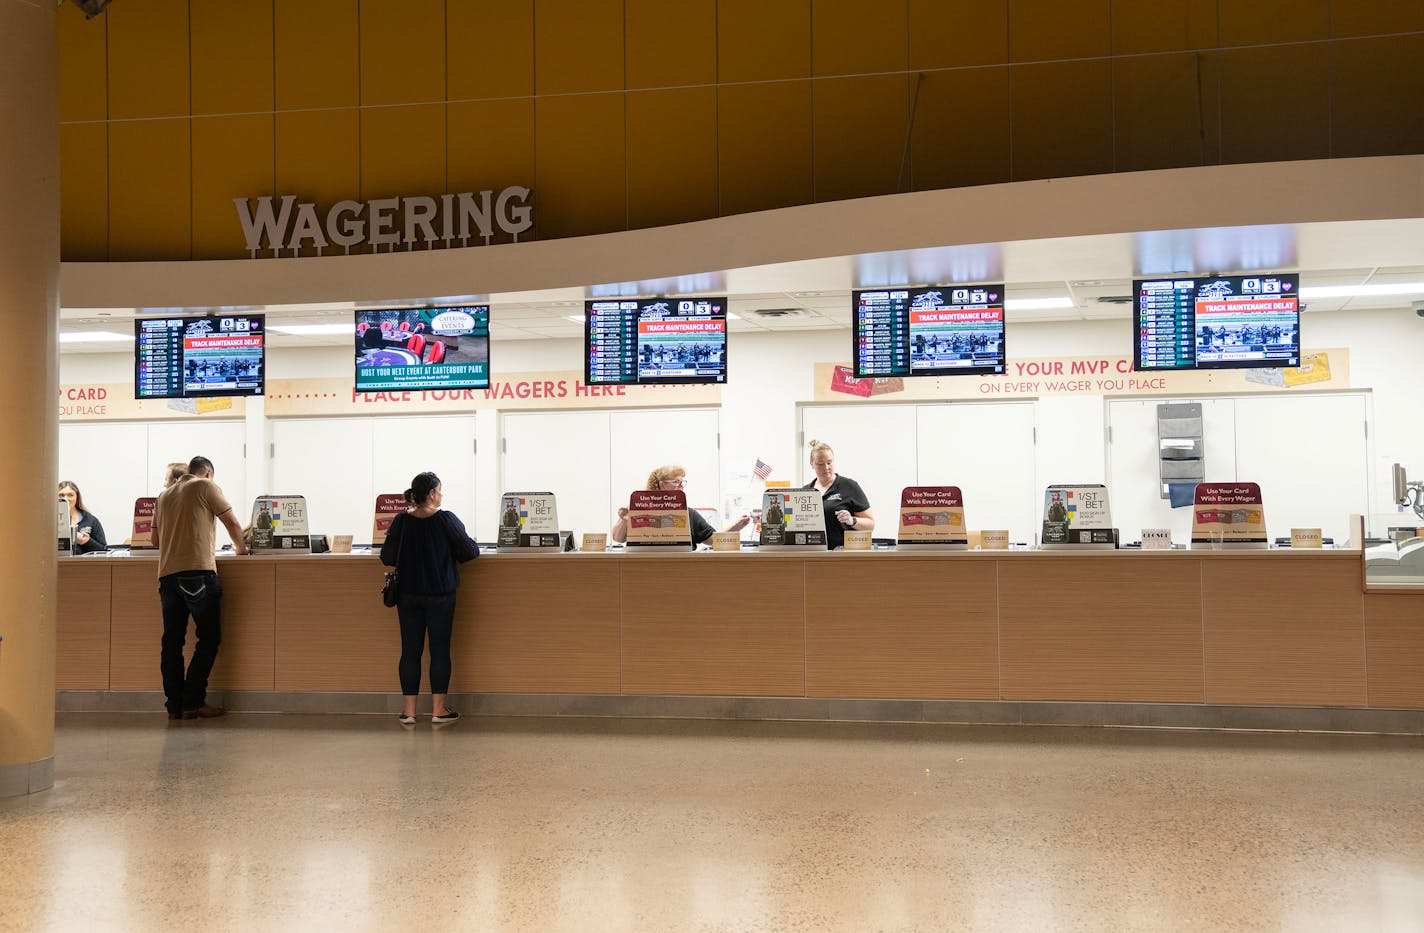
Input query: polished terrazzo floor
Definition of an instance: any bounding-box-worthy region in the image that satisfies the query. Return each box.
[2,714,1424,932]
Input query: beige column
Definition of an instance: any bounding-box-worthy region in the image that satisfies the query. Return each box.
[0,0,60,797]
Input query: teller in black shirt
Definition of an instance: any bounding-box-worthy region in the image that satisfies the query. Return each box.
[801,439,875,549]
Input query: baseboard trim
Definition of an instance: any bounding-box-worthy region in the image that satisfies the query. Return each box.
[55,690,1424,734]
[0,756,55,798]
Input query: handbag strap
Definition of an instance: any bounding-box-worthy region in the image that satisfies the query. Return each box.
[392,513,405,567]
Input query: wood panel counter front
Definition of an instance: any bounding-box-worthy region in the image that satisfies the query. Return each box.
[54,549,1424,710]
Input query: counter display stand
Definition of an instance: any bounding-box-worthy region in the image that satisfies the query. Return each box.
[1040,484,1118,550]
[625,489,692,552]
[56,499,71,553]
[1190,482,1269,550]
[757,489,827,550]
[250,495,310,552]
[495,491,563,553]
[130,497,157,549]
[896,486,968,552]
[371,493,407,548]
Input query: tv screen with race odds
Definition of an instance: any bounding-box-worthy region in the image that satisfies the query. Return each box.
[853,284,1006,378]
[1134,274,1300,371]
[134,314,266,399]
[585,297,728,386]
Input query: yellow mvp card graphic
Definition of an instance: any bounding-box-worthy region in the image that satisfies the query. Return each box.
[1284,352,1332,387]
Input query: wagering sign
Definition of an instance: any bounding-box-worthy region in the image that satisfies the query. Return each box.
[234,187,533,256]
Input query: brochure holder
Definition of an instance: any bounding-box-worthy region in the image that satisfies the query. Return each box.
[896,486,968,551]
[371,493,408,547]
[1041,484,1118,550]
[250,495,311,552]
[1157,402,1205,498]
[757,489,827,550]
[1191,482,1269,549]
[496,492,563,552]
[625,489,693,550]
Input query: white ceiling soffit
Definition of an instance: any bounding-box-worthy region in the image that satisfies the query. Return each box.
[59,155,1424,309]
[57,158,1424,346]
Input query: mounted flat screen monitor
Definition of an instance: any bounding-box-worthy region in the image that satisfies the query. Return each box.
[585,297,727,386]
[134,314,266,399]
[354,305,490,392]
[853,285,1006,378]
[1134,274,1300,372]
[1193,274,1300,369]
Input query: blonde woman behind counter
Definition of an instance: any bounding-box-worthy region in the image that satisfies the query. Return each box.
[803,439,874,549]
[611,464,750,548]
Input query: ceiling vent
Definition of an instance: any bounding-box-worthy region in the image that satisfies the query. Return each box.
[1095,295,1134,305]
[751,308,809,318]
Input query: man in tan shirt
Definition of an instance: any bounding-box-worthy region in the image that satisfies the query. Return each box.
[152,455,247,721]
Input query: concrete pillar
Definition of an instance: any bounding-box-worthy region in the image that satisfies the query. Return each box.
[0,0,60,797]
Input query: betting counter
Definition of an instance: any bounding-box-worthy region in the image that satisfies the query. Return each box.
[53,547,1424,723]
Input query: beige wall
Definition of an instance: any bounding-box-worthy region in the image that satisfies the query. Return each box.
[58,0,1424,261]
[1,0,59,786]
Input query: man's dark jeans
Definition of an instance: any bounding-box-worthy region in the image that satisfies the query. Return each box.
[159,570,223,715]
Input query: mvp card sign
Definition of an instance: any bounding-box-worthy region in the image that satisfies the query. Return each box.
[1192,482,1268,547]
[626,490,691,548]
[131,497,157,548]
[372,493,408,546]
[897,486,968,550]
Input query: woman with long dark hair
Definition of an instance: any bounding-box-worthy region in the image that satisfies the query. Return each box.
[379,471,479,725]
[57,480,107,554]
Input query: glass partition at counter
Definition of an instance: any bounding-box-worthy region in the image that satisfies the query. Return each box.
[1366,462,1424,586]
[1366,529,1424,587]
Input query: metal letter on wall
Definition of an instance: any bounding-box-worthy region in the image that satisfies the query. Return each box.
[233,187,535,257]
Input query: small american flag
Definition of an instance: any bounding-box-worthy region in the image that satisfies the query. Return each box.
[753,458,773,480]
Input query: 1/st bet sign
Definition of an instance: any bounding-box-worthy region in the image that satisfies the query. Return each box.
[234,186,534,257]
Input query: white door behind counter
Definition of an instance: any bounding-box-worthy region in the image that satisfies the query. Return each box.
[500,410,613,546]
[148,420,248,512]
[500,407,721,543]
[1108,393,1369,545]
[798,403,917,534]
[799,401,1040,542]
[58,420,246,545]
[1107,397,1238,545]
[916,401,1037,541]
[1233,394,1368,543]
[269,415,479,545]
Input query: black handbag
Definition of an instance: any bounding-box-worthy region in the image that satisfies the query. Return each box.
[381,519,403,608]
[381,568,399,607]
